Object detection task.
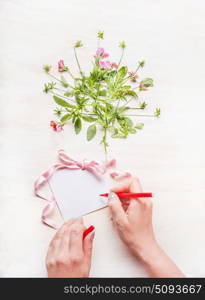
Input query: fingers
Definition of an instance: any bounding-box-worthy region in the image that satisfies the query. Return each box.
[69,219,85,260]
[111,178,133,211]
[58,222,75,255]
[111,177,143,210]
[129,177,144,204]
[111,177,143,193]
[108,192,127,224]
[127,198,140,216]
[47,220,74,257]
[53,220,74,242]
[127,185,150,215]
[130,177,143,193]
[111,178,133,193]
[127,197,153,217]
[46,219,95,272]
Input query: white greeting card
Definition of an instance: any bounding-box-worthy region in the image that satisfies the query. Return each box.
[49,169,112,220]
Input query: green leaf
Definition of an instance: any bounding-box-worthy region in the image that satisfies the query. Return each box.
[74,118,82,134]
[87,124,97,141]
[154,108,161,117]
[129,128,137,134]
[118,66,128,77]
[118,106,130,113]
[124,90,138,97]
[139,101,147,109]
[72,115,76,123]
[60,76,69,88]
[53,96,75,108]
[82,115,97,122]
[135,123,144,129]
[109,70,117,77]
[97,31,104,39]
[76,96,88,106]
[43,82,56,93]
[54,107,63,116]
[60,113,72,123]
[99,90,107,96]
[112,134,127,139]
[123,85,132,89]
[124,117,133,127]
[64,91,73,97]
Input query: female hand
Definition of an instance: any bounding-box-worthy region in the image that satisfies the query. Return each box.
[108,177,184,277]
[108,177,156,258]
[46,219,94,278]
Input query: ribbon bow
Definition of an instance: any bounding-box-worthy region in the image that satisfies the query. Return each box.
[58,150,115,175]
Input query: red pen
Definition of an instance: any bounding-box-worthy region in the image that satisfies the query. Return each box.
[100,192,153,198]
[83,225,95,240]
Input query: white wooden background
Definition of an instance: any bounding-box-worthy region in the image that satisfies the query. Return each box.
[0,0,205,277]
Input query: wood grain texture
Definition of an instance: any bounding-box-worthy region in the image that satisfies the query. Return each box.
[0,0,205,277]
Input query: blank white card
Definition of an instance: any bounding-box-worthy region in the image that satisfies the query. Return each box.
[49,169,112,220]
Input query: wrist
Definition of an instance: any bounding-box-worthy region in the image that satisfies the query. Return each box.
[132,241,185,278]
[131,240,162,265]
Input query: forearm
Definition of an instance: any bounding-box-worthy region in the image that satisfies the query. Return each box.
[136,243,185,278]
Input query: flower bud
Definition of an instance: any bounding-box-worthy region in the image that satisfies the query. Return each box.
[43,65,51,72]
[74,40,83,48]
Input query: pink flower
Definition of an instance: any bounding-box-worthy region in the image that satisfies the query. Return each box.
[99,60,112,70]
[111,62,119,69]
[50,120,57,131]
[99,60,106,68]
[104,61,112,69]
[96,48,105,56]
[102,52,109,58]
[96,48,109,58]
[58,60,68,72]
[50,120,63,132]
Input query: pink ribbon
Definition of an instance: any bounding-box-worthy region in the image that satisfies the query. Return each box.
[34,150,118,229]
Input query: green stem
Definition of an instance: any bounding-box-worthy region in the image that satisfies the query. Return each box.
[126,107,142,110]
[125,114,155,117]
[81,113,96,116]
[53,87,68,93]
[112,99,121,125]
[115,99,121,113]
[124,64,141,81]
[134,63,141,74]
[120,97,133,109]
[102,127,108,157]
[48,73,74,89]
[74,47,83,76]
[68,70,75,80]
[118,48,125,66]
[48,73,62,83]
[97,38,100,48]
[50,91,76,103]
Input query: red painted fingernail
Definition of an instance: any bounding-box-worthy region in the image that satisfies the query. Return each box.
[83,225,95,240]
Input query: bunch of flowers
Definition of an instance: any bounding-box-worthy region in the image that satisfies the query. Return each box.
[43,31,160,154]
